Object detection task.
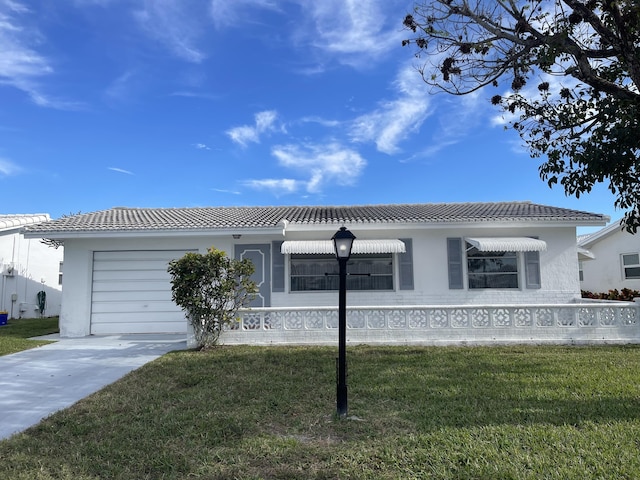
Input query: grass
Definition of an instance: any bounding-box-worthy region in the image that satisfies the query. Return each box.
[0,317,59,356]
[2,344,640,479]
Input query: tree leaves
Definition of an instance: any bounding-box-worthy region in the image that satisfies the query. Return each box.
[167,248,257,349]
[403,0,640,230]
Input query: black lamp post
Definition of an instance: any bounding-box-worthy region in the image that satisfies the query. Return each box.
[332,226,356,418]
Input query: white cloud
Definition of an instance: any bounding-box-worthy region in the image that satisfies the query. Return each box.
[209,0,281,29]
[108,167,134,175]
[134,0,206,63]
[299,116,341,128]
[255,110,279,131]
[490,72,582,127]
[0,1,58,106]
[243,142,366,195]
[105,70,136,101]
[0,1,84,109]
[227,125,259,146]
[0,157,20,176]
[399,90,490,161]
[209,0,405,68]
[170,90,220,101]
[211,187,241,194]
[297,0,404,68]
[226,110,282,147]
[193,143,211,150]
[72,0,116,6]
[2,0,29,14]
[350,65,432,154]
[273,142,366,192]
[242,178,300,195]
[506,138,528,155]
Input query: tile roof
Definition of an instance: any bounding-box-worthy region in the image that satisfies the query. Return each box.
[0,214,50,233]
[577,218,626,247]
[24,202,607,236]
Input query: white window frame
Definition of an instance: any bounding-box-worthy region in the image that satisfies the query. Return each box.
[621,253,640,280]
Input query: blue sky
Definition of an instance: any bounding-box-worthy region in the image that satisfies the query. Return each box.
[0,0,622,231]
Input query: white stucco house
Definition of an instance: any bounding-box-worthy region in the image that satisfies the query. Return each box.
[578,220,640,294]
[1,214,64,318]
[25,201,640,346]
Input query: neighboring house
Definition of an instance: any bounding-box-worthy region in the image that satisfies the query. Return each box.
[23,202,610,339]
[1,214,64,318]
[578,219,640,293]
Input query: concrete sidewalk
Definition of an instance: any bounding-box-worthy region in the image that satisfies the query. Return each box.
[0,334,186,441]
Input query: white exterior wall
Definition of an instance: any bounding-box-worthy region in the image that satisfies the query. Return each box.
[59,234,274,336]
[0,230,63,318]
[273,224,581,308]
[57,224,582,337]
[580,229,640,293]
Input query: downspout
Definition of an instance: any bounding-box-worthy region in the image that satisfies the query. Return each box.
[1,275,5,312]
[23,237,31,301]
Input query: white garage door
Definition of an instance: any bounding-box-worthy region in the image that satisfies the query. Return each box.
[91,250,193,334]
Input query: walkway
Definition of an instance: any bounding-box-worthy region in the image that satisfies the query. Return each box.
[0,334,186,440]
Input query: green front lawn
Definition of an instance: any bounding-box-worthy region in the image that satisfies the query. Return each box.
[2,344,640,479]
[0,317,59,356]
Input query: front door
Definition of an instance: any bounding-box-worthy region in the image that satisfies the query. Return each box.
[234,244,271,307]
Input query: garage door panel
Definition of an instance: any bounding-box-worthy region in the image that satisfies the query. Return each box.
[92,280,170,293]
[92,311,185,322]
[91,249,193,334]
[92,290,174,302]
[91,317,186,334]
[93,269,172,282]
[92,322,186,335]
[93,260,175,272]
[91,300,180,314]
[94,251,184,261]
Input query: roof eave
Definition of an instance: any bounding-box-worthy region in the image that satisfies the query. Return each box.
[23,226,284,240]
[284,218,608,232]
[578,219,625,247]
[25,217,609,239]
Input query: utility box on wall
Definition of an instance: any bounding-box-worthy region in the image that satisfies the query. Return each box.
[1,214,64,318]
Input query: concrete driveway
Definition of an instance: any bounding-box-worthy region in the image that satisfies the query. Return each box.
[0,334,186,441]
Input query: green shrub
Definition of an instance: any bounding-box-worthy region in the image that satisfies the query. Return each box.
[168,247,256,349]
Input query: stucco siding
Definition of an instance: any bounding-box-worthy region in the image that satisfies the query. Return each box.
[272,226,581,308]
[0,231,63,318]
[59,235,281,336]
[56,224,585,337]
[581,229,640,293]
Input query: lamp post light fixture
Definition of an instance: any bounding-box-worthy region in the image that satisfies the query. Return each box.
[331,226,356,418]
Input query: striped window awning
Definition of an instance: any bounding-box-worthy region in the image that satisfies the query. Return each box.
[465,237,547,252]
[281,239,406,255]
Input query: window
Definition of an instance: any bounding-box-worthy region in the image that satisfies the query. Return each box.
[58,262,63,286]
[622,253,640,279]
[290,254,394,291]
[579,261,584,282]
[466,245,518,289]
[448,238,541,290]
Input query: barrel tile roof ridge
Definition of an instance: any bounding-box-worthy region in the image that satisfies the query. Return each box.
[23,201,607,234]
